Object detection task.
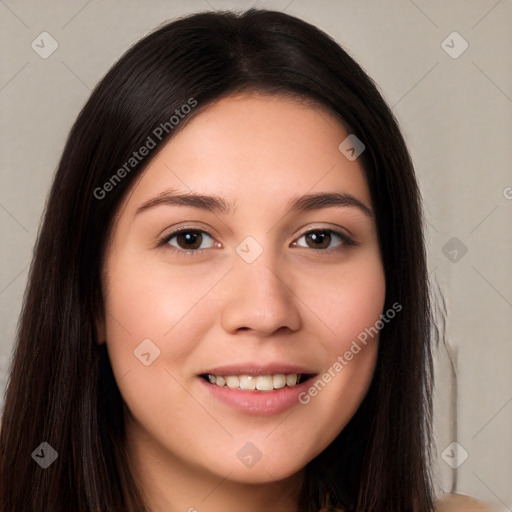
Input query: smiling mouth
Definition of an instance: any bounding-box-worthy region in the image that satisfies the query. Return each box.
[199,373,315,391]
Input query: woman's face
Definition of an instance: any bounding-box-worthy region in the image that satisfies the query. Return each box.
[100,93,386,487]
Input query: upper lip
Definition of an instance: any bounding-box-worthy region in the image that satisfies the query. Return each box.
[200,363,318,376]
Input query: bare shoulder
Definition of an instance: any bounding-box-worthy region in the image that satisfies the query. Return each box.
[435,493,502,511]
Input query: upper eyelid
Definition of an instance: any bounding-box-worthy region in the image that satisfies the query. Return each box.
[294,223,353,239]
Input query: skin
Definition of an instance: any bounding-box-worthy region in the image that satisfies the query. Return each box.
[98,93,386,512]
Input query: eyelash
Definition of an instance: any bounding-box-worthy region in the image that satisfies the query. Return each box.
[157,228,358,259]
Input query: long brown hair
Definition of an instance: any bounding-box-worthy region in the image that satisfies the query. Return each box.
[0,9,437,511]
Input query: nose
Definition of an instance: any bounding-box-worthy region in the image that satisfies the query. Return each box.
[220,251,302,337]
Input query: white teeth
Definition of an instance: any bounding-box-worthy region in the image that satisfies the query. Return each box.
[239,375,256,390]
[206,373,303,391]
[256,375,273,391]
[286,374,298,386]
[225,376,239,389]
[272,374,286,389]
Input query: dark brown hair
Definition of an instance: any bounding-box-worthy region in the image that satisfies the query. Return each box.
[0,9,437,511]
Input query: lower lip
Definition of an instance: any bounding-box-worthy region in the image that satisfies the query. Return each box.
[198,377,314,416]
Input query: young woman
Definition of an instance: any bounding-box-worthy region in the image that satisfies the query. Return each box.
[0,8,494,512]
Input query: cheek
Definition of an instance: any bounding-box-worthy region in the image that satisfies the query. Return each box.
[296,249,386,350]
[289,251,385,425]
[102,253,221,367]
[101,256,220,445]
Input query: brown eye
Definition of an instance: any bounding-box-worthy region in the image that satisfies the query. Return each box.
[294,229,355,250]
[305,231,332,249]
[165,230,215,251]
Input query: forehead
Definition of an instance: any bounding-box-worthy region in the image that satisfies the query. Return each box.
[125,93,371,212]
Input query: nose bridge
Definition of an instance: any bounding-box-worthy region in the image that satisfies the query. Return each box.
[220,238,302,335]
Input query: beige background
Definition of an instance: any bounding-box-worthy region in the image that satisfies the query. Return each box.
[1,0,511,508]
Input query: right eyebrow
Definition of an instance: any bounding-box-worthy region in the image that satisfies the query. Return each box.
[135,189,232,216]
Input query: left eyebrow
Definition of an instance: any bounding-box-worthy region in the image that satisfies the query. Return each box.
[135,189,373,218]
[288,192,373,218]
